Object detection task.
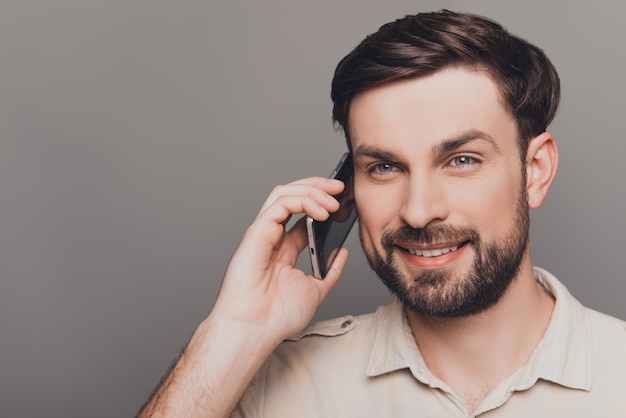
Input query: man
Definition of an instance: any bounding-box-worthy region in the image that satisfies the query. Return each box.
[139,10,626,417]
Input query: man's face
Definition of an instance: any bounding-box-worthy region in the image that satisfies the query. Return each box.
[349,68,530,318]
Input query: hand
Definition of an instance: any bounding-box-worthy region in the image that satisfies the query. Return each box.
[137,177,349,417]
[211,176,349,342]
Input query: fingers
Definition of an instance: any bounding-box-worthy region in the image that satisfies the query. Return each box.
[237,177,345,264]
[218,176,351,341]
[257,177,344,222]
[258,195,333,227]
[262,177,344,209]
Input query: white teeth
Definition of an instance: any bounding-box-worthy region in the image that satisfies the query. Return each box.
[408,245,459,257]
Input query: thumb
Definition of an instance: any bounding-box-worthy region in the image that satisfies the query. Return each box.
[315,248,349,301]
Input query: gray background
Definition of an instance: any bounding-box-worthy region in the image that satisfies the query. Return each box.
[0,1,624,416]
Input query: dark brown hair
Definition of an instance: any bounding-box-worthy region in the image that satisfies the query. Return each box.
[331,10,560,155]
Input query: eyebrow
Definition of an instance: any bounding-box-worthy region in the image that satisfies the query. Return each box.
[353,129,500,162]
[353,146,400,161]
[432,129,500,157]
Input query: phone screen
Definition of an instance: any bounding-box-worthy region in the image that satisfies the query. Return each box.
[307,153,358,279]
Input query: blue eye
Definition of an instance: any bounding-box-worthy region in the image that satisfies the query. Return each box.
[372,162,394,173]
[450,156,476,168]
[365,161,400,180]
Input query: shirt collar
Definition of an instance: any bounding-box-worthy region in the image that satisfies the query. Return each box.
[365,267,592,392]
[365,298,437,385]
[512,267,592,391]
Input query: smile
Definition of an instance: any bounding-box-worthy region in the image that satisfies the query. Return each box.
[407,244,464,257]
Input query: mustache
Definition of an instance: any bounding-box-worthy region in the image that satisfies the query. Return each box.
[381,224,479,249]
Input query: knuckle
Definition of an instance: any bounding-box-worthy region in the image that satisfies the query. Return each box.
[270,184,286,196]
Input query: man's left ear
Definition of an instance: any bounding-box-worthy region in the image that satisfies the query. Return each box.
[525,132,558,209]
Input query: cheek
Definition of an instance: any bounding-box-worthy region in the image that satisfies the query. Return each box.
[354,181,402,244]
[453,172,522,232]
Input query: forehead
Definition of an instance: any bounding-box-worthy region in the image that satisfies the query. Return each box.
[348,68,517,152]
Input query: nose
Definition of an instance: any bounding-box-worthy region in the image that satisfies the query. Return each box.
[399,173,449,229]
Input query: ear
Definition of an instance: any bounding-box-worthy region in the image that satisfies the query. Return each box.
[525,132,558,209]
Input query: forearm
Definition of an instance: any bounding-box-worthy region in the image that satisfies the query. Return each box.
[138,315,281,418]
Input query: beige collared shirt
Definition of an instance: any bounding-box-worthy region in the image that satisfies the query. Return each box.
[233,268,626,417]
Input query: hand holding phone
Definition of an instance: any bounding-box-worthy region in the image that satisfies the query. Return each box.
[306,153,358,279]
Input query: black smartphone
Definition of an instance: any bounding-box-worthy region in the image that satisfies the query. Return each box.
[306,152,358,279]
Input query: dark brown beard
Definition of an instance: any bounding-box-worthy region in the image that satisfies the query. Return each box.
[361,191,530,318]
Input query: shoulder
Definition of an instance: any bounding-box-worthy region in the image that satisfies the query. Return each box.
[583,307,626,387]
[586,307,626,345]
[235,303,399,417]
[284,308,379,342]
[284,314,362,341]
[537,267,626,355]
[264,303,395,373]
[276,307,383,360]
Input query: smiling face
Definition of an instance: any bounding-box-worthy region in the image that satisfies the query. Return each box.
[350,68,532,318]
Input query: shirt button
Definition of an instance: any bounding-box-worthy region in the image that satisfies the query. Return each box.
[341,320,352,328]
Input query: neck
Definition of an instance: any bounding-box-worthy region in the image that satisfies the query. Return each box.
[406,262,555,412]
